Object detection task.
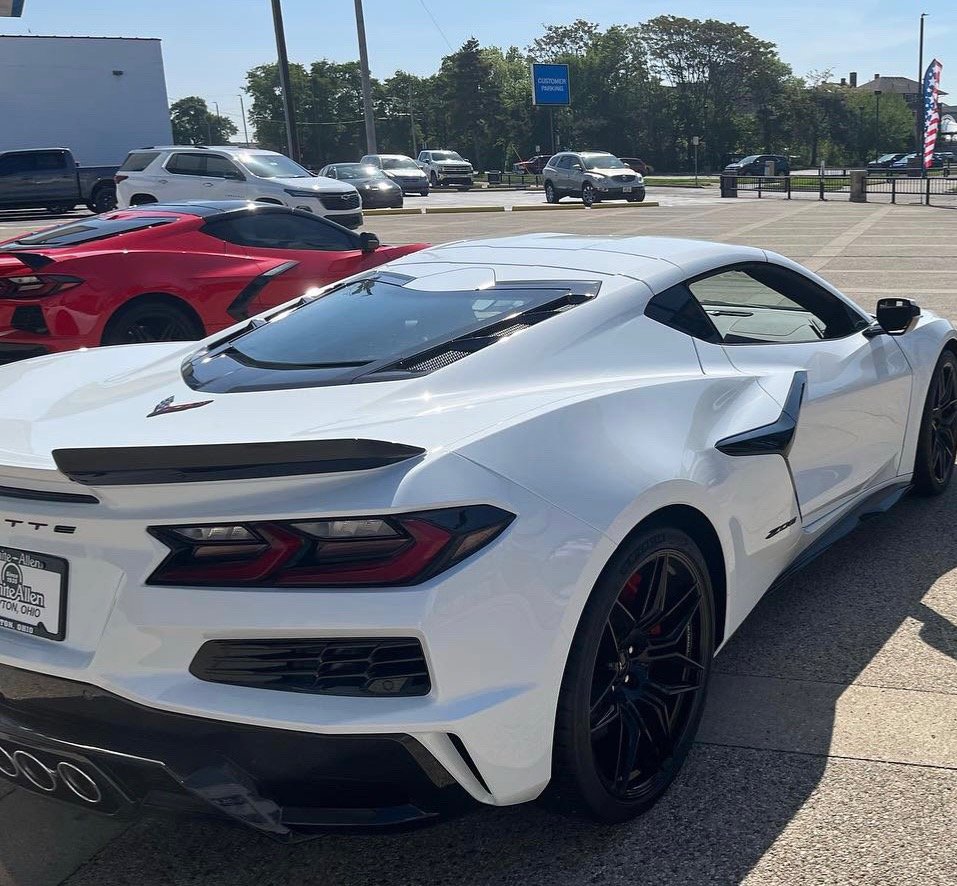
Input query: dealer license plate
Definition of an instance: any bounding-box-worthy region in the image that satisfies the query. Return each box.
[0,547,67,641]
[623,186,633,193]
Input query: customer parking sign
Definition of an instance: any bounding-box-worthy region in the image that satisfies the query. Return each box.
[531,64,570,106]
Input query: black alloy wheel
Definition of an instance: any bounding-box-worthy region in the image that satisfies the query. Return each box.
[546,526,714,822]
[102,299,204,346]
[914,349,957,495]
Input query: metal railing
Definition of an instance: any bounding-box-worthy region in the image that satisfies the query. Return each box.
[721,172,957,206]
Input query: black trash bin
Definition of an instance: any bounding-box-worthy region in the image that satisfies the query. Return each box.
[487,170,501,185]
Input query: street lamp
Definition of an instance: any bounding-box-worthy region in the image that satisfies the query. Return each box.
[917,13,927,176]
[874,90,882,164]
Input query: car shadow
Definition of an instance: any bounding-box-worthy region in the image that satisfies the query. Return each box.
[56,484,957,886]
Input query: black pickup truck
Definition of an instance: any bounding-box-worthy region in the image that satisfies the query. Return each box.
[0,148,117,214]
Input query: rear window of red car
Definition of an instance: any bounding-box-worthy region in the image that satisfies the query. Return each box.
[0,215,179,249]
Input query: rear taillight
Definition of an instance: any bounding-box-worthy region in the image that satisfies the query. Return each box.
[0,275,83,299]
[114,174,128,184]
[146,506,514,588]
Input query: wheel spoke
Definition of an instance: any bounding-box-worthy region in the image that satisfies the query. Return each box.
[639,554,670,622]
[614,699,642,787]
[591,697,620,734]
[640,582,700,640]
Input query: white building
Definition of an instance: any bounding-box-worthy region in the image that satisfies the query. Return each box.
[0,36,173,165]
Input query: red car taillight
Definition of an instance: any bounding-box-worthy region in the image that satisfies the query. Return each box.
[146,506,514,588]
[0,275,83,299]
[114,174,128,184]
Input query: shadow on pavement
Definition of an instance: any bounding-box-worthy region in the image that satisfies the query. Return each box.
[60,484,957,885]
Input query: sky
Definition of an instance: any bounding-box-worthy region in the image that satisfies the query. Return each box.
[2,0,953,132]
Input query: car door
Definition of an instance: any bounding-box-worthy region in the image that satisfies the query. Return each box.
[163,152,229,201]
[553,155,571,190]
[0,153,34,206]
[204,154,247,199]
[686,263,913,522]
[31,150,77,203]
[205,211,367,315]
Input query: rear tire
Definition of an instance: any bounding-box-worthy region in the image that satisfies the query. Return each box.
[90,186,117,214]
[913,349,957,495]
[544,525,714,823]
[102,298,204,347]
[545,181,559,204]
[129,194,157,206]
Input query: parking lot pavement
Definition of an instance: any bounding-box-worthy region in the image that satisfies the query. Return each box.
[2,198,957,886]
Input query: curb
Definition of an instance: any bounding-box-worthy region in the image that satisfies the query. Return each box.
[512,201,660,212]
[424,205,506,214]
[363,208,422,216]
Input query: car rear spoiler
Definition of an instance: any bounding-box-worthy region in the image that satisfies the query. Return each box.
[4,252,55,270]
[53,439,426,485]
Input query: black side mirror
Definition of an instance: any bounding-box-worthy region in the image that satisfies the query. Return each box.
[875,298,920,335]
[359,232,380,253]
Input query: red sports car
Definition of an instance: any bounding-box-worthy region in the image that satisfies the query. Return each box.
[0,201,427,365]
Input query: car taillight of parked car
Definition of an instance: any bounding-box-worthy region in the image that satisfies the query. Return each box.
[0,275,83,298]
[146,505,515,588]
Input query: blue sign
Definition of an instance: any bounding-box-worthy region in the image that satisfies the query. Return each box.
[531,63,570,107]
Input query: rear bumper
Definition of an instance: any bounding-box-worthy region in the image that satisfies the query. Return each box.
[0,663,475,839]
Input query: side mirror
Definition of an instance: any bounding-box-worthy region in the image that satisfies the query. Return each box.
[572,163,583,171]
[226,171,245,181]
[875,298,920,335]
[359,232,380,253]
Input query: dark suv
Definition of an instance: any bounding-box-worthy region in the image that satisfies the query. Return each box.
[723,154,791,176]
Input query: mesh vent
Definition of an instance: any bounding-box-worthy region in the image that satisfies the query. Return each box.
[190,637,431,697]
[400,349,472,373]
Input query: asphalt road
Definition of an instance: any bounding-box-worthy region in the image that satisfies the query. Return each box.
[1,196,956,886]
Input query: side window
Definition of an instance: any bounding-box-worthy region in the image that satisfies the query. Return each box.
[166,153,206,176]
[119,151,160,172]
[556,156,571,170]
[645,285,721,344]
[326,168,338,179]
[686,265,868,344]
[205,155,242,179]
[417,152,428,162]
[206,213,356,251]
[35,151,69,171]
[0,154,34,176]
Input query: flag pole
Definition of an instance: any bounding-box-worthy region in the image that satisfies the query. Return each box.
[918,13,927,177]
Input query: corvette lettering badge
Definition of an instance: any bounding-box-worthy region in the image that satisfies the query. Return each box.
[147,396,213,418]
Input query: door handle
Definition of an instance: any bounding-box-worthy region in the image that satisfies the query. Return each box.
[157,179,169,185]
[203,182,215,188]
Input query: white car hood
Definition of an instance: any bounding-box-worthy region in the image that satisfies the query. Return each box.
[271,175,355,194]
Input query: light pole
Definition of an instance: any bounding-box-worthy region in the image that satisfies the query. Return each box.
[874,90,882,163]
[270,0,300,161]
[917,12,927,175]
[238,94,250,145]
[354,0,377,155]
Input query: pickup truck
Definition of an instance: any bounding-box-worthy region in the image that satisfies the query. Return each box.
[0,148,117,214]
[416,150,474,190]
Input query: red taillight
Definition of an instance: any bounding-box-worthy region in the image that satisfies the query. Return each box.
[114,174,128,184]
[146,506,514,588]
[0,275,83,299]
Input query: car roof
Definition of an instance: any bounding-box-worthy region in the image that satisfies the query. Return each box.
[390,234,768,294]
[121,201,299,218]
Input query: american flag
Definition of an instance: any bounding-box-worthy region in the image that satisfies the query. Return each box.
[923,59,944,169]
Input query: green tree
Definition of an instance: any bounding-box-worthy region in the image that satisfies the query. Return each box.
[170,96,237,145]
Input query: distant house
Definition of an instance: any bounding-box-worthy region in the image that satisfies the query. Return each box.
[854,73,948,118]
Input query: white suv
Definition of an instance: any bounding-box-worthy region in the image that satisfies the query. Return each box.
[416,150,473,190]
[115,146,363,228]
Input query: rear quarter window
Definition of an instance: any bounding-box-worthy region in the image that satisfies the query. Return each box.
[120,151,161,172]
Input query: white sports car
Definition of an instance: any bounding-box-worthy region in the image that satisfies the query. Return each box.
[0,234,953,838]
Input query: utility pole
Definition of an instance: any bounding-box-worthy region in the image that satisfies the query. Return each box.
[874,90,882,163]
[238,94,250,145]
[917,12,927,176]
[354,0,377,154]
[409,82,417,156]
[271,0,300,161]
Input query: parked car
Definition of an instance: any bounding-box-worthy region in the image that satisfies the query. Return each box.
[619,157,655,176]
[889,152,954,175]
[115,147,364,229]
[0,235,952,837]
[512,154,552,175]
[0,147,117,214]
[416,150,474,190]
[359,154,430,196]
[867,153,908,171]
[0,201,426,365]
[542,151,646,205]
[317,162,404,209]
[722,154,791,176]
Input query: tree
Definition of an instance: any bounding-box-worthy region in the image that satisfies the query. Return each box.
[170,97,237,145]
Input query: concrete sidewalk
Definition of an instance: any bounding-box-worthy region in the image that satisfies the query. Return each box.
[2,199,956,886]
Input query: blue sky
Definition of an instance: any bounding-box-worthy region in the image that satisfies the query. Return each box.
[3,1,952,130]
